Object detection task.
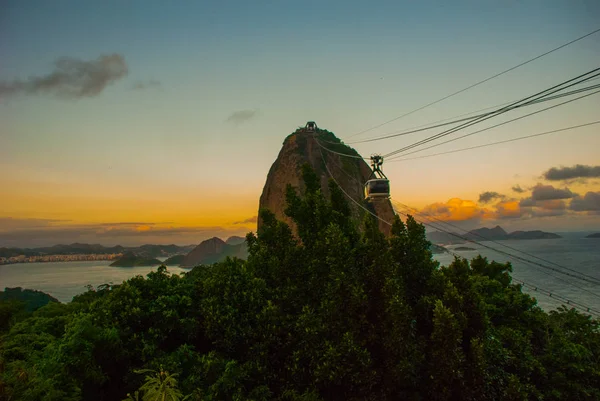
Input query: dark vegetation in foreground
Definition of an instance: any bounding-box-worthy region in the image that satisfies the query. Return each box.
[1,166,598,400]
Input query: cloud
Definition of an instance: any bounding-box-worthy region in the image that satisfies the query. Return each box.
[495,200,522,219]
[530,184,577,201]
[519,198,536,207]
[225,109,259,125]
[232,216,258,225]
[0,54,128,99]
[570,191,600,212]
[420,198,494,223]
[543,164,600,181]
[131,80,162,91]
[536,200,566,210]
[478,191,505,204]
[512,185,525,193]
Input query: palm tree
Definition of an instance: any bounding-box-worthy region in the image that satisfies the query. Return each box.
[133,368,184,401]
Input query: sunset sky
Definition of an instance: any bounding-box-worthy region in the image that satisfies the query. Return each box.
[1,0,599,247]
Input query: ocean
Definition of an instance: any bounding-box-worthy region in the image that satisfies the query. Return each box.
[1,236,598,315]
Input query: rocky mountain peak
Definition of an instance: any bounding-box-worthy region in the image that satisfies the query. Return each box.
[258,125,395,236]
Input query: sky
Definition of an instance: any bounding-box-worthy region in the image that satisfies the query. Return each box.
[1,0,599,247]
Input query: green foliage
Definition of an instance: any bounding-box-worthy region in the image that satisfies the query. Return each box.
[1,166,599,400]
[0,287,59,311]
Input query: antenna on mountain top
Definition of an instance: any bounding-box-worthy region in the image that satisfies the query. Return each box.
[305,121,317,133]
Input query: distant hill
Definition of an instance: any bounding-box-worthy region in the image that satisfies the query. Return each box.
[427,225,561,244]
[429,244,448,254]
[467,226,508,240]
[109,252,162,267]
[163,254,186,266]
[507,230,561,240]
[586,233,600,238]
[2,243,195,258]
[0,287,59,311]
[181,237,249,267]
[225,236,246,246]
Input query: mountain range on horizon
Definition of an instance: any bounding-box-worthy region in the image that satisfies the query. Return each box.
[426,225,562,245]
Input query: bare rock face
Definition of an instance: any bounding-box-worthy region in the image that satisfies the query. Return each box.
[258,126,395,236]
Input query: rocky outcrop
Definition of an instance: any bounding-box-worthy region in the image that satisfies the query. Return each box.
[258,126,396,236]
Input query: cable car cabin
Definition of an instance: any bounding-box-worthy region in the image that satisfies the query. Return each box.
[364,178,390,199]
[305,121,317,133]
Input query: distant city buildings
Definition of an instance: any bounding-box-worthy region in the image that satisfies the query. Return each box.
[0,253,123,265]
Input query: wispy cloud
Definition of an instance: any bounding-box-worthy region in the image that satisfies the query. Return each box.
[232,216,258,225]
[0,54,128,99]
[131,80,162,91]
[225,109,259,125]
[512,185,525,193]
[478,191,505,204]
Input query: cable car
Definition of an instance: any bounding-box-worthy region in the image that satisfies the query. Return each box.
[364,155,390,200]
[305,121,317,133]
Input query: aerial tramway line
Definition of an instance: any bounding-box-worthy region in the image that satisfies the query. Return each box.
[305,121,391,201]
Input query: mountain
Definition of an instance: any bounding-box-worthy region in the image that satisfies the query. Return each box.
[258,125,395,237]
[466,226,507,240]
[163,254,186,266]
[1,243,195,258]
[225,236,246,246]
[109,252,162,267]
[181,237,249,267]
[427,226,561,244]
[429,244,448,254]
[507,230,561,240]
[0,287,59,311]
[585,233,600,238]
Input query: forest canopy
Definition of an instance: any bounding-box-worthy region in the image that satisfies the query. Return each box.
[1,165,598,400]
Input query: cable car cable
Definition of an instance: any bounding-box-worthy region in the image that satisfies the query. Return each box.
[383,68,600,158]
[349,82,600,145]
[386,88,600,160]
[346,27,600,140]
[387,120,600,163]
[314,136,370,160]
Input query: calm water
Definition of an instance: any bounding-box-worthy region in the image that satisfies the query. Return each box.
[1,238,598,314]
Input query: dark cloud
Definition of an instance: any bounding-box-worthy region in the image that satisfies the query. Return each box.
[478,191,505,204]
[131,80,162,91]
[519,198,536,207]
[0,54,128,99]
[530,184,577,201]
[543,164,600,181]
[225,109,259,125]
[512,185,525,193]
[232,216,258,225]
[570,191,600,212]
